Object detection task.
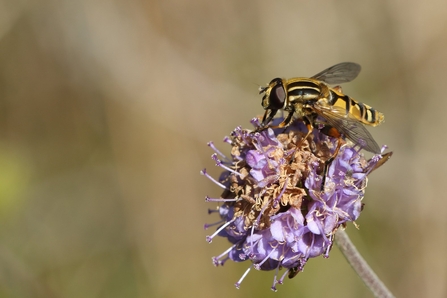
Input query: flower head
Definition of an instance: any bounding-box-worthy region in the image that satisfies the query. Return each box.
[202,117,391,291]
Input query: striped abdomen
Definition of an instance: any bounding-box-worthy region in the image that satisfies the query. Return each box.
[329,90,384,126]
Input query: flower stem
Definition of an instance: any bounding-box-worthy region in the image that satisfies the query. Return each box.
[335,230,395,298]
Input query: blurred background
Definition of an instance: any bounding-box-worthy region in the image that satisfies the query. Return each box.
[0,0,445,297]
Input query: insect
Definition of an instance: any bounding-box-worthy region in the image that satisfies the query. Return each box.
[259,62,383,153]
[288,266,300,279]
[258,62,384,188]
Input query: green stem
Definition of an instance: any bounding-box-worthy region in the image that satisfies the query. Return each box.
[335,230,395,298]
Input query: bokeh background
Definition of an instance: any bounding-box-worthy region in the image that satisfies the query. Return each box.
[0,0,446,297]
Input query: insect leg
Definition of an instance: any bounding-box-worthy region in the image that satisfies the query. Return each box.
[256,109,279,132]
[319,126,343,190]
[259,109,293,131]
[275,110,295,128]
[261,109,278,126]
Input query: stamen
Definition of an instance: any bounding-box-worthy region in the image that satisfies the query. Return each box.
[270,263,280,292]
[273,178,289,208]
[223,136,232,144]
[324,235,334,258]
[356,138,367,152]
[234,265,253,289]
[231,126,243,139]
[207,208,219,215]
[217,256,230,266]
[248,225,257,257]
[200,169,227,189]
[211,153,241,176]
[205,196,237,202]
[206,218,236,243]
[257,174,280,188]
[212,244,236,266]
[278,269,290,285]
[323,241,332,258]
[251,117,261,128]
[254,247,277,270]
[207,141,231,162]
[204,219,224,230]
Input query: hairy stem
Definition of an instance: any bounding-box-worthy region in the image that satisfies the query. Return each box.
[335,230,395,298]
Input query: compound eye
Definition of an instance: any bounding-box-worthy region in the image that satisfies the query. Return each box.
[269,80,286,109]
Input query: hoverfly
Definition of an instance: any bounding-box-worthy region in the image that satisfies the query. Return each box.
[258,62,384,187]
[259,62,383,153]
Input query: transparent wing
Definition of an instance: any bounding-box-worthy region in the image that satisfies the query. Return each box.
[313,105,381,153]
[311,62,361,85]
[367,152,392,174]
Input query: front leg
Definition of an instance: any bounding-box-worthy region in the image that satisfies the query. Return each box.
[275,110,294,129]
[260,109,278,128]
[258,109,294,132]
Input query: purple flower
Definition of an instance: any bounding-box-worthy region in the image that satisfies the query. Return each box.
[202,117,391,291]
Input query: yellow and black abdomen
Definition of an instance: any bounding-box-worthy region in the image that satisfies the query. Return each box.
[329,90,384,126]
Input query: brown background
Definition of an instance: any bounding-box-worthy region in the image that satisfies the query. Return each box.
[0,0,445,297]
